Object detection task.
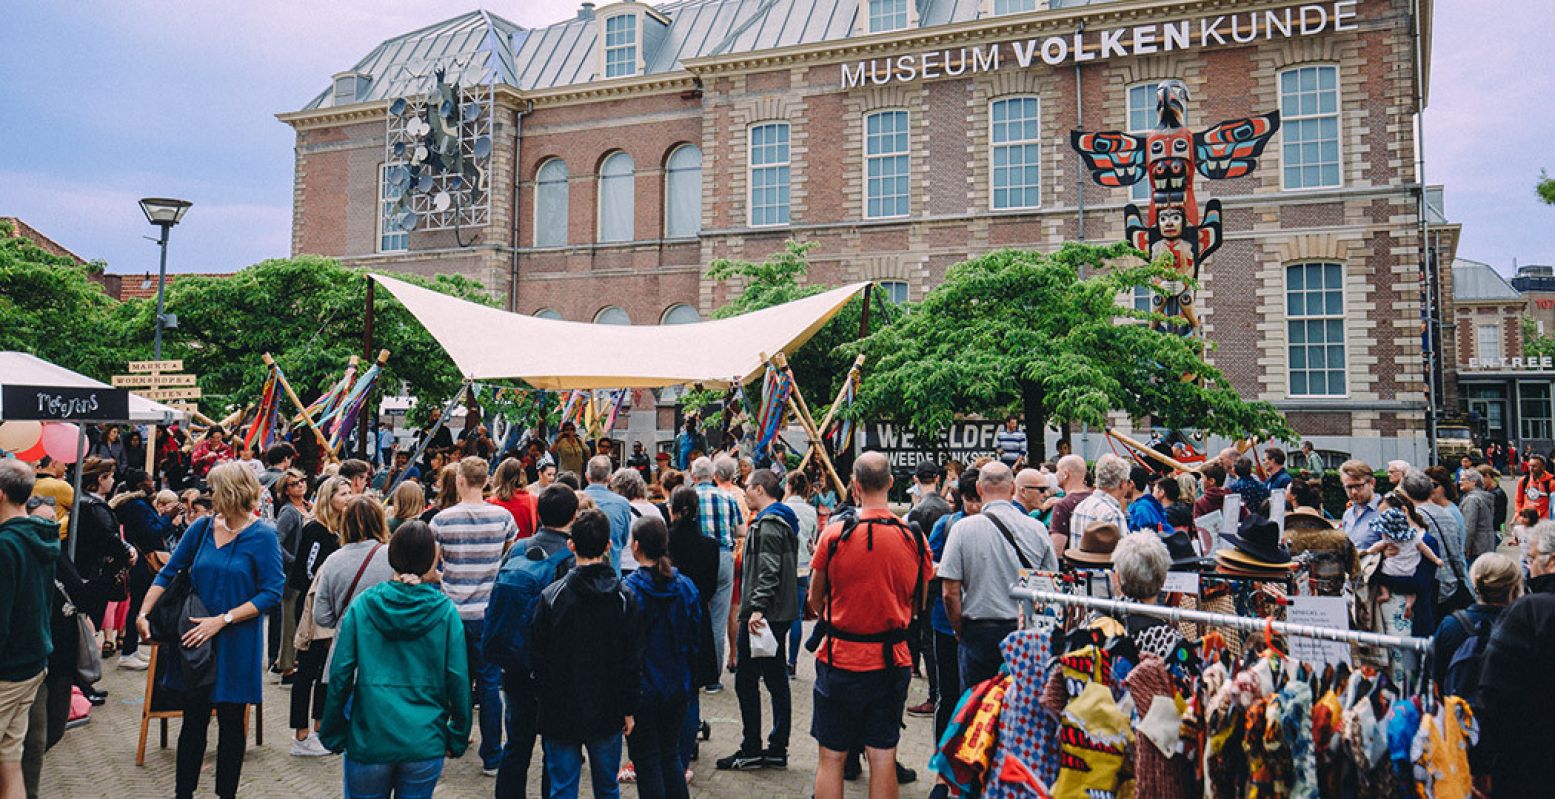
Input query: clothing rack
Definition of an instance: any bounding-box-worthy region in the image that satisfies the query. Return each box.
[1010,585,1434,653]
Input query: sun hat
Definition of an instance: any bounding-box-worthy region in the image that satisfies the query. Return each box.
[1064,521,1121,565]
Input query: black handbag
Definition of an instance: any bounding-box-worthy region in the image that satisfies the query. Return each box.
[146,517,218,688]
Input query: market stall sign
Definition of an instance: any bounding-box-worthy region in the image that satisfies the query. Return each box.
[0,385,130,422]
[860,420,1005,470]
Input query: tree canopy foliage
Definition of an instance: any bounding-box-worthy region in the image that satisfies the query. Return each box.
[0,223,492,416]
[851,242,1294,461]
[1539,170,1555,206]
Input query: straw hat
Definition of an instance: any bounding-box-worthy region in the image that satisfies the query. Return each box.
[1064,521,1121,565]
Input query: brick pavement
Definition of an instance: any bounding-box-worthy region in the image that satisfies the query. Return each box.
[39,621,941,798]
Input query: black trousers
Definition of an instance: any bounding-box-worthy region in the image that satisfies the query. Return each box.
[918,614,939,702]
[932,629,961,744]
[289,639,330,731]
[176,684,247,799]
[735,619,792,754]
[120,561,156,657]
[628,698,690,799]
[497,670,548,799]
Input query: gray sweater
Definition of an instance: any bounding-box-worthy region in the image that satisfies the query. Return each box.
[312,539,394,680]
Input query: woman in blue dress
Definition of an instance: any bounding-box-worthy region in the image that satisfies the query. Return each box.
[136,462,285,799]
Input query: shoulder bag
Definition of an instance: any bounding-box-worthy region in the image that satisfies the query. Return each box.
[147,517,211,645]
[983,511,1036,570]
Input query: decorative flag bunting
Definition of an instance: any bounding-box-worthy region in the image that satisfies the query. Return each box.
[242,369,283,453]
[754,364,792,458]
[325,362,384,452]
[826,362,861,454]
[602,388,630,435]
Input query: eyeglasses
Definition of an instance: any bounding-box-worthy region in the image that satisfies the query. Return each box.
[1341,482,1370,493]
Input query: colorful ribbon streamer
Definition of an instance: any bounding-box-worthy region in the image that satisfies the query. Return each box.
[755,365,792,457]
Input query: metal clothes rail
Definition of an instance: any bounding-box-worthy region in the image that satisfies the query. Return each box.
[1011,586,1433,654]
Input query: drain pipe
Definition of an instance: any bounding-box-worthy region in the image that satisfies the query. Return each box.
[1410,0,1437,464]
[1073,22,1086,245]
[508,100,533,312]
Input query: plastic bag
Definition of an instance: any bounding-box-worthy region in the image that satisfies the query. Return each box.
[750,619,779,659]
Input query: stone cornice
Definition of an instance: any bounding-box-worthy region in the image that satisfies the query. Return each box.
[276,101,390,130]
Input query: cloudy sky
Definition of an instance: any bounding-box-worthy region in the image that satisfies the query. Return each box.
[1,0,1550,276]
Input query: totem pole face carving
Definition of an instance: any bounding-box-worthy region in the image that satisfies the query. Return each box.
[1069,79,1281,334]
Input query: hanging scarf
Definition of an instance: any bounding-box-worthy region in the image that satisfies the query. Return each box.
[754,365,792,458]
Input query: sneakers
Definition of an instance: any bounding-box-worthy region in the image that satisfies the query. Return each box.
[714,749,767,771]
[118,652,150,671]
[702,683,722,695]
[289,734,334,757]
[763,749,788,769]
[481,766,499,777]
[906,700,935,718]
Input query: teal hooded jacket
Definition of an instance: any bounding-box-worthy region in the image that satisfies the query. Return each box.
[320,579,471,763]
[0,514,60,682]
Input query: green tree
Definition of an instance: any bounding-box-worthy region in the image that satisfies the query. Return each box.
[706,240,901,413]
[1521,316,1555,360]
[116,256,495,414]
[852,243,1294,462]
[0,220,130,380]
[1539,170,1555,206]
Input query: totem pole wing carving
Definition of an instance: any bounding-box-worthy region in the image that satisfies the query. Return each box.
[1193,112,1281,180]
[1069,130,1148,188]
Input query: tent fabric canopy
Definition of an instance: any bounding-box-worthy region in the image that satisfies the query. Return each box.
[0,351,188,423]
[372,274,869,389]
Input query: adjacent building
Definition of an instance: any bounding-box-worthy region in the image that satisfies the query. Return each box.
[280,0,1449,463]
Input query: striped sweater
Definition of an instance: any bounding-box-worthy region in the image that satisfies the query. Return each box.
[430,502,519,620]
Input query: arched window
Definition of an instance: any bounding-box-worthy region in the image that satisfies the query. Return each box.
[598,151,635,243]
[534,308,563,320]
[879,280,910,304]
[664,145,703,239]
[661,304,701,325]
[594,306,631,325]
[534,158,569,247]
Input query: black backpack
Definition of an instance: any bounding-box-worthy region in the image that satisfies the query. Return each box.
[1442,610,1492,707]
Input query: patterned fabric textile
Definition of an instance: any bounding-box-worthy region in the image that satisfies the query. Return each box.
[1126,655,1189,799]
[1312,689,1345,798]
[692,481,741,549]
[985,628,1062,797]
[1410,696,1477,799]
[1275,680,1317,799]
[1052,679,1133,799]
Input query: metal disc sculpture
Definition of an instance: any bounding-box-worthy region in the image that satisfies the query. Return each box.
[1070,80,1280,335]
[383,65,494,246]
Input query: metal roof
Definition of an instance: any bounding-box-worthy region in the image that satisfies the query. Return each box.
[304,0,1003,106]
[1453,258,1523,303]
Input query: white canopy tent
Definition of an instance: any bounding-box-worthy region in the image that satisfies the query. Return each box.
[0,351,187,423]
[372,274,870,389]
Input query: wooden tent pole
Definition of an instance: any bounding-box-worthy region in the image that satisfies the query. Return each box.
[263,353,336,463]
[770,352,848,499]
[1104,427,1198,473]
[797,353,865,474]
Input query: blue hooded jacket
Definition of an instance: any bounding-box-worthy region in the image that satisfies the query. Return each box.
[622,567,702,705]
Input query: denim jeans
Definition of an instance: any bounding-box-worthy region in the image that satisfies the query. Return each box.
[463,619,504,768]
[709,551,735,687]
[735,619,791,754]
[543,733,623,799]
[957,619,1017,689]
[498,670,546,799]
[787,576,809,667]
[342,756,443,799]
[628,699,690,799]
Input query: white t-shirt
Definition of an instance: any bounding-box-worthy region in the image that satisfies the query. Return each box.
[1381,528,1423,578]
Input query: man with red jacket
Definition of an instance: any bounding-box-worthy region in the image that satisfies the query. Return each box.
[1515,454,1555,519]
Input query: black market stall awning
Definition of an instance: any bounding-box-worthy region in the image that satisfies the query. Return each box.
[0,352,186,423]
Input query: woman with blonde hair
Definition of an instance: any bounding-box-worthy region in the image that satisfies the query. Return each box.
[488,457,537,539]
[285,476,352,756]
[137,462,285,799]
[387,480,426,533]
[1432,551,1523,683]
[419,464,460,523]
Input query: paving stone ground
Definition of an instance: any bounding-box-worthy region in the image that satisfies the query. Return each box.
[39,619,941,798]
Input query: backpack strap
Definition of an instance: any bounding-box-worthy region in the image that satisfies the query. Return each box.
[817,515,927,666]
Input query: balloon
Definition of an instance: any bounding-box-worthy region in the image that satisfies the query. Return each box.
[0,421,43,454]
[41,423,83,464]
[14,439,47,462]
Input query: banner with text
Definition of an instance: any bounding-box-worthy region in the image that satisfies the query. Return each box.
[860,420,1005,471]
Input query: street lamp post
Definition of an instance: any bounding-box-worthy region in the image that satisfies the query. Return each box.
[138,198,192,359]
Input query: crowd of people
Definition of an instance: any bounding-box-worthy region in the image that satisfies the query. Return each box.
[4,413,1555,798]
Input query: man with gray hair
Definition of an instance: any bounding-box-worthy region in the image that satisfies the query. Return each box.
[1477,520,1555,795]
[0,460,60,799]
[938,461,1056,687]
[1399,468,1473,613]
[692,455,746,692]
[583,454,633,575]
[1046,454,1093,555]
[1069,454,1130,536]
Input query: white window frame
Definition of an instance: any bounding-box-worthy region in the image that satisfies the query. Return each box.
[988,96,1041,211]
[597,151,635,244]
[868,0,910,32]
[1285,262,1349,399]
[377,164,407,253]
[602,13,639,79]
[991,0,1038,14]
[747,122,791,228]
[879,280,910,304]
[533,157,569,248]
[864,109,911,220]
[1278,64,1343,191]
[1477,323,1502,363]
[1521,382,1553,441]
[663,144,702,239]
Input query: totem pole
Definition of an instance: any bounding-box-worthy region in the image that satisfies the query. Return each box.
[1070,80,1280,334]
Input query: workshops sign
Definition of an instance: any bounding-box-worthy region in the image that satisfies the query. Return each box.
[861,420,1006,470]
[841,1,1360,88]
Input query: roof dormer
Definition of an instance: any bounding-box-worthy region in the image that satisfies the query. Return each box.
[855,0,919,35]
[595,1,669,80]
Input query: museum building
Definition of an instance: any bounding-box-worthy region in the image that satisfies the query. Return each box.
[279,0,1451,463]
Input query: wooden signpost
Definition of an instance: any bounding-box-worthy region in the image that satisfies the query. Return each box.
[113,360,201,473]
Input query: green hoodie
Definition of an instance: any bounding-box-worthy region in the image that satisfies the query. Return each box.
[0,514,60,681]
[319,579,471,763]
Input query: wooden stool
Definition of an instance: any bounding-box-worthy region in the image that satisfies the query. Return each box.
[135,644,263,766]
